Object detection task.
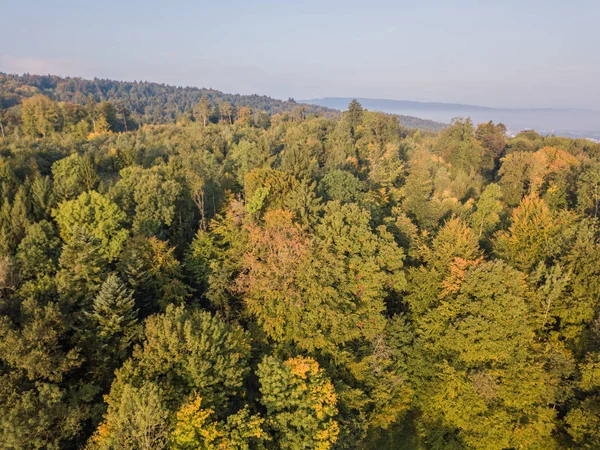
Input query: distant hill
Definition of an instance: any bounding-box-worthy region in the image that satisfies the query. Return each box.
[0,72,337,124]
[0,73,448,132]
[303,97,600,139]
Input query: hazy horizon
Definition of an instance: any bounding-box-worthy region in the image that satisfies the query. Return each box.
[2,0,599,110]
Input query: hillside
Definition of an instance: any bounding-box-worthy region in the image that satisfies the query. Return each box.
[0,72,336,124]
[0,73,447,132]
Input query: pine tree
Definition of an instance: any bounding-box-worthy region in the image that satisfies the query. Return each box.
[87,273,138,344]
[346,99,364,131]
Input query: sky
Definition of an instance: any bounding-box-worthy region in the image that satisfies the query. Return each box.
[1,0,599,109]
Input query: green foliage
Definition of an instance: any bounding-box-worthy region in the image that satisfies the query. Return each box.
[434,118,489,174]
[21,95,59,138]
[117,237,191,312]
[469,183,504,237]
[91,382,170,450]
[111,165,184,239]
[85,273,139,369]
[241,203,405,353]
[3,73,600,449]
[15,220,60,280]
[346,99,364,132]
[55,228,108,307]
[258,356,339,450]
[52,153,99,201]
[53,191,128,261]
[108,305,251,412]
[414,261,558,449]
[319,169,364,203]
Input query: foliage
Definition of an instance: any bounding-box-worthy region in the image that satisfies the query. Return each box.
[258,356,339,450]
[2,82,600,449]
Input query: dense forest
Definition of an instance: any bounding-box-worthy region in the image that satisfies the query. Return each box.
[1,76,600,450]
[0,73,445,132]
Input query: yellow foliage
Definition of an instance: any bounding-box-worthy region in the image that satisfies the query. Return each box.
[171,394,223,449]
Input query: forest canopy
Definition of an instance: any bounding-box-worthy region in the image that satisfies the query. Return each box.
[1,75,600,449]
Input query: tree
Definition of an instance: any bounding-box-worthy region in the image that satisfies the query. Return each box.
[475,121,507,160]
[111,165,184,239]
[185,200,248,315]
[402,148,440,229]
[284,178,322,226]
[494,195,570,273]
[0,105,5,139]
[53,191,128,261]
[244,168,296,214]
[319,169,364,204]
[90,382,169,450]
[218,100,233,124]
[117,237,191,312]
[30,174,55,220]
[21,95,59,137]
[55,227,108,309]
[257,356,339,450]
[434,118,489,174]
[565,351,600,447]
[237,106,253,125]
[170,394,264,450]
[102,305,251,413]
[577,163,600,217]
[84,273,139,380]
[412,261,558,449]
[469,183,504,237]
[15,220,60,281]
[346,99,364,132]
[51,153,99,202]
[240,203,405,352]
[195,95,210,127]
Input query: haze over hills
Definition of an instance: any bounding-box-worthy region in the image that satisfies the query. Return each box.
[303,97,600,140]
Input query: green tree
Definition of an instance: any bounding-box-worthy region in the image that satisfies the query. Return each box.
[51,153,99,202]
[469,183,504,237]
[257,356,339,450]
[319,169,364,204]
[84,273,140,381]
[475,121,507,160]
[117,236,191,312]
[55,227,108,309]
[240,204,405,352]
[412,261,558,449]
[111,165,184,239]
[53,191,128,261]
[185,200,248,315]
[90,382,169,450]
[494,195,570,273]
[577,163,600,217]
[21,95,59,137]
[195,95,210,127]
[346,99,364,132]
[101,305,251,413]
[434,118,489,174]
[15,220,60,281]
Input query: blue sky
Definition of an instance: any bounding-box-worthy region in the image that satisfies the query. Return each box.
[1,0,599,109]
